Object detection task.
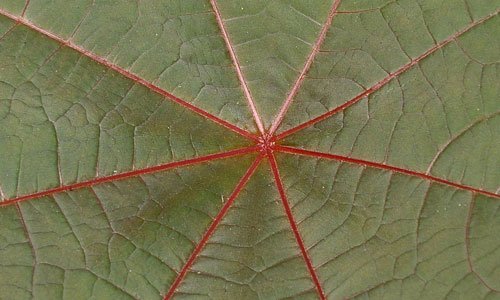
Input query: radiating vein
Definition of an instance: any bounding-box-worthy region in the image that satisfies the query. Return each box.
[268,151,327,300]
[209,0,265,135]
[276,145,500,199]
[0,146,259,206]
[163,153,264,299]
[268,0,342,136]
[275,9,499,140]
[0,8,258,142]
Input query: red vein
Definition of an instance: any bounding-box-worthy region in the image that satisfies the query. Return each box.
[164,154,264,299]
[0,8,258,142]
[267,151,326,300]
[209,0,265,135]
[275,10,499,140]
[268,0,341,136]
[276,145,500,199]
[21,0,30,17]
[0,146,260,207]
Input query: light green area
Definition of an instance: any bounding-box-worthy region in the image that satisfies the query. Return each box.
[176,161,316,299]
[0,206,34,299]
[277,154,500,299]
[0,155,255,299]
[469,195,500,292]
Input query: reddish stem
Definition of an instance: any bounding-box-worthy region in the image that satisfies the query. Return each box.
[209,0,265,135]
[164,154,264,299]
[0,8,259,142]
[275,10,499,140]
[268,0,341,136]
[276,145,500,199]
[268,151,327,299]
[0,146,259,206]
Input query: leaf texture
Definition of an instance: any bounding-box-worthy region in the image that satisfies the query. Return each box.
[0,1,499,299]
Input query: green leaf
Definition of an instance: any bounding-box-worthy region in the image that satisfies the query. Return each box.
[0,1,498,299]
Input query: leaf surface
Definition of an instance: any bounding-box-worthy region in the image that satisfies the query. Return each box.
[0,1,499,299]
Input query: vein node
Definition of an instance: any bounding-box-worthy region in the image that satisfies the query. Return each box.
[258,135,276,153]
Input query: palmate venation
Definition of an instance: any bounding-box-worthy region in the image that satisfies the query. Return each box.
[0,0,499,299]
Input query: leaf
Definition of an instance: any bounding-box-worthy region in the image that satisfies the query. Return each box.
[0,1,498,299]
